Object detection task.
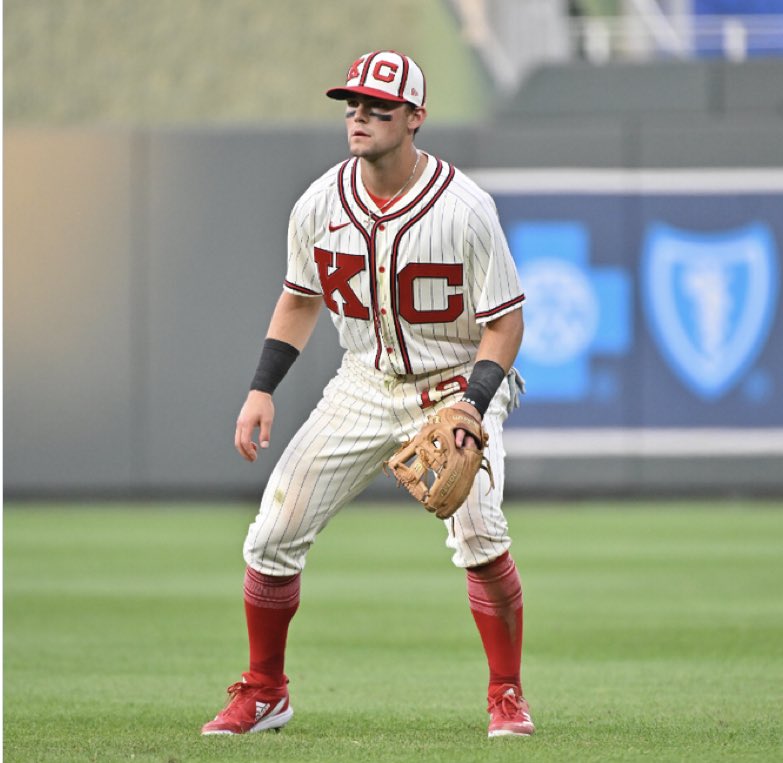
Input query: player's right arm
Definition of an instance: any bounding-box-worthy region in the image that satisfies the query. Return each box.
[234,291,323,461]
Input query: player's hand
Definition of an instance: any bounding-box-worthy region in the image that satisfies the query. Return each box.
[234,391,275,462]
[450,400,481,450]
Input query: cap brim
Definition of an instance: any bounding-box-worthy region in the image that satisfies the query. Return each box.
[326,85,409,103]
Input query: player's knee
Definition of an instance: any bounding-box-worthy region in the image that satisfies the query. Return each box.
[447,521,510,569]
[242,515,313,576]
[242,534,307,576]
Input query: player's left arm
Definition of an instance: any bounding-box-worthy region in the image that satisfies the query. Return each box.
[474,306,524,372]
[452,306,524,446]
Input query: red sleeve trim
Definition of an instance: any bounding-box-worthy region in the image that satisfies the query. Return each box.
[475,293,526,320]
[284,279,321,296]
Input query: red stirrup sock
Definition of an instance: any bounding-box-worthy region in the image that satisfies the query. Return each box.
[243,566,301,690]
[466,551,524,691]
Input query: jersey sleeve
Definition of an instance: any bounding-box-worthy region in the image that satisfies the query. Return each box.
[283,194,323,297]
[468,193,525,324]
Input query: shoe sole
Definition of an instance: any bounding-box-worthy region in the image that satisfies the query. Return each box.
[488,728,534,738]
[202,706,294,735]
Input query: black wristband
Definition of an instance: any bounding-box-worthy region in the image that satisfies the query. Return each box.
[462,360,506,418]
[250,338,300,394]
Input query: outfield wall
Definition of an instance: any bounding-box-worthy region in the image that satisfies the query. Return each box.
[5,122,783,499]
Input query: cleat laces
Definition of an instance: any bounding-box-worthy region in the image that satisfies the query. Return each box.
[212,681,253,719]
[489,687,530,721]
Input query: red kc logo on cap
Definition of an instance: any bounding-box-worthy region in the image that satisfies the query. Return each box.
[372,61,398,83]
[347,57,365,80]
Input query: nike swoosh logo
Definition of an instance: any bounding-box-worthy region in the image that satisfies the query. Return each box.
[328,221,351,232]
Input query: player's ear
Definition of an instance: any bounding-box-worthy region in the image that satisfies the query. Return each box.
[408,106,426,132]
[409,106,426,138]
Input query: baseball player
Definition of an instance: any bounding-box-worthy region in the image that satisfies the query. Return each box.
[201,50,534,739]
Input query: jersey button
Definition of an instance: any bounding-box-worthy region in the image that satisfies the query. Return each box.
[378,266,386,273]
[379,224,386,231]
[380,308,387,315]
[386,347,394,353]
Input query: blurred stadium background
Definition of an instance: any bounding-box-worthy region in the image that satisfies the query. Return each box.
[5,0,783,501]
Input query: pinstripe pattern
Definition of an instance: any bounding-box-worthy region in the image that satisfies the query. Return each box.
[246,152,525,575]
[244,355,519,575]
[283,154,525,376]
[444,373,514,569]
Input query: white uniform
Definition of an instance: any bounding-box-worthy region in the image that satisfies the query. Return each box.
[244,153,525,575]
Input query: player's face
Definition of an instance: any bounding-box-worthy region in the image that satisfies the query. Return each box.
[344,96,425,161]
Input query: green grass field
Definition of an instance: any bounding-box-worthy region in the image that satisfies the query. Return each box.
[4,501,782,762]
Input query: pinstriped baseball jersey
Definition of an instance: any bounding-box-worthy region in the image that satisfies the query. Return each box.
[283,152,525,376]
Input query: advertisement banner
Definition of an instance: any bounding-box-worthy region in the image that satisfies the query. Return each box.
[470,170,783,430]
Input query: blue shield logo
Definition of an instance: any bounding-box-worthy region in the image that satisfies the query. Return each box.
[642,222,779,400]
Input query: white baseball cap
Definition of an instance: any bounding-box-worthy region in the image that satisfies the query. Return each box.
[326,50,426,107]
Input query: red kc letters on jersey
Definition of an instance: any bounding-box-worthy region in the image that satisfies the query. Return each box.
[314,248,370,320]
[313,247,464,325]
[397,263,464,324]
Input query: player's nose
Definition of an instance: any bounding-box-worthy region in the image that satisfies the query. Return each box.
[352,103,371,122]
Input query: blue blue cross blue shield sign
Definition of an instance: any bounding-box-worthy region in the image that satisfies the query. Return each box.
[642,222,779,400]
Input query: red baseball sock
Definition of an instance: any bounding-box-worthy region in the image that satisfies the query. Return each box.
[466,551,523,691]
[242,566,300,691]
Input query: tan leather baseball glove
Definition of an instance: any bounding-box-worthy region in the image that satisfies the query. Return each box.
[385,407,494,519]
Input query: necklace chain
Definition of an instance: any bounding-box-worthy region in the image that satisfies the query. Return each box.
[371,151,421,217]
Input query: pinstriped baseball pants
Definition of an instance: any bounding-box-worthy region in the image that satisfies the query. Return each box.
[243,353,519,575]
